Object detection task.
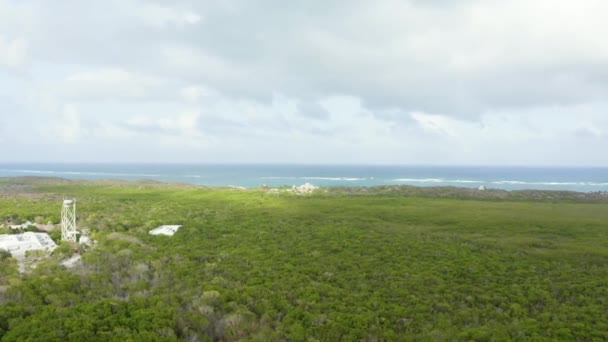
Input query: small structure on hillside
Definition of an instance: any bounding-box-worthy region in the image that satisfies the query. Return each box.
[8,221,35,230]
[478,186,486,191]
[61,198,78,242]
[79,235,91,245]
[0,232,57,258]
[79,228,92,246]
[149,225,182,236]
[5,221,54,232]
[292,183,318,194]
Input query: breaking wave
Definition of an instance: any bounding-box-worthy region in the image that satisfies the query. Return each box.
[182,175,203,178]
[302,177,366,181]
[492,181,596,186]
[262,176,366,181]
[393,178,482,184]
[2,167,607,190]
[1,169,161,177]
[393,178,608,187]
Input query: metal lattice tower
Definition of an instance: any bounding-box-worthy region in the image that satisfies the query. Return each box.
[61,198,78,242]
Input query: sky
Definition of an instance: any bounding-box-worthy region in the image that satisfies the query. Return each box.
[1,0,607,165]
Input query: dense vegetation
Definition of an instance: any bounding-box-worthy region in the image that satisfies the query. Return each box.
[1,177,608,341]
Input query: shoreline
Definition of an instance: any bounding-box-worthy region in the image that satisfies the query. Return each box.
[2,176,608,203]
[2,164,608,192]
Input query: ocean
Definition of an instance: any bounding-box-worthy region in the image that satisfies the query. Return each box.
[0,164,607,192]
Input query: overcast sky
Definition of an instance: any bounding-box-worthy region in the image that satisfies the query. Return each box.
[1,0,607,165]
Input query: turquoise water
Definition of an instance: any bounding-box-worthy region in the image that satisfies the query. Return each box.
[1,164,607,192]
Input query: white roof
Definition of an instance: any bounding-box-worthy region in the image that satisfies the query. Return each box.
[0,232,58,257]
[9,221,34,230]
[149,225,182,236]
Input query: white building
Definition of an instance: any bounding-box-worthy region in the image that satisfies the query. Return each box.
[8,221,35,230]
[149,225,182,236]
[0,232,58,257]
[292,183,319,194]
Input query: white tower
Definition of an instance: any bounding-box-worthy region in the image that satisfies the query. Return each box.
[61,199,78,242]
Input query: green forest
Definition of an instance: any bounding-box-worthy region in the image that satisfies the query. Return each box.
[1,178,608,341]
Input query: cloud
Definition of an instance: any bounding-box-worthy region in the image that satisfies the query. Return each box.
[51,103,84,144]
[411,112,459,137]
[295,100,325,117]
[12,0,608,114]
[119,110,212,148]
[62,68,164,101]
[124,110,200,136]
[137,3,201,28]
[180,85,217,103]
[2,0,608,165]
[0,35,27,68]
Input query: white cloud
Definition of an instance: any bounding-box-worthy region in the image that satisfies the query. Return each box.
[137,3,201,28]
[160,44,247,85]
[62,68,163,100]
[411,112,458,137]
[52,103,84,144]
[0,35,27,67]
[93,121,137,141]
[156,110,200,136]
[1,0,608,165]
[123,110,206,144]
[181,85,216,103]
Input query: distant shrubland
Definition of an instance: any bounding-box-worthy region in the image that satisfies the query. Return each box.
[0,177,608,340]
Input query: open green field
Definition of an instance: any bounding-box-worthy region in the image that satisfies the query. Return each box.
[1,178,608,341]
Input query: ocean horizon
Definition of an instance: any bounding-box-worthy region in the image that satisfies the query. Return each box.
[1,163,607,192]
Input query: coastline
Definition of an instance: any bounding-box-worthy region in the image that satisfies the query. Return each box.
[2,176,608,203]
[2,164,608,192]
